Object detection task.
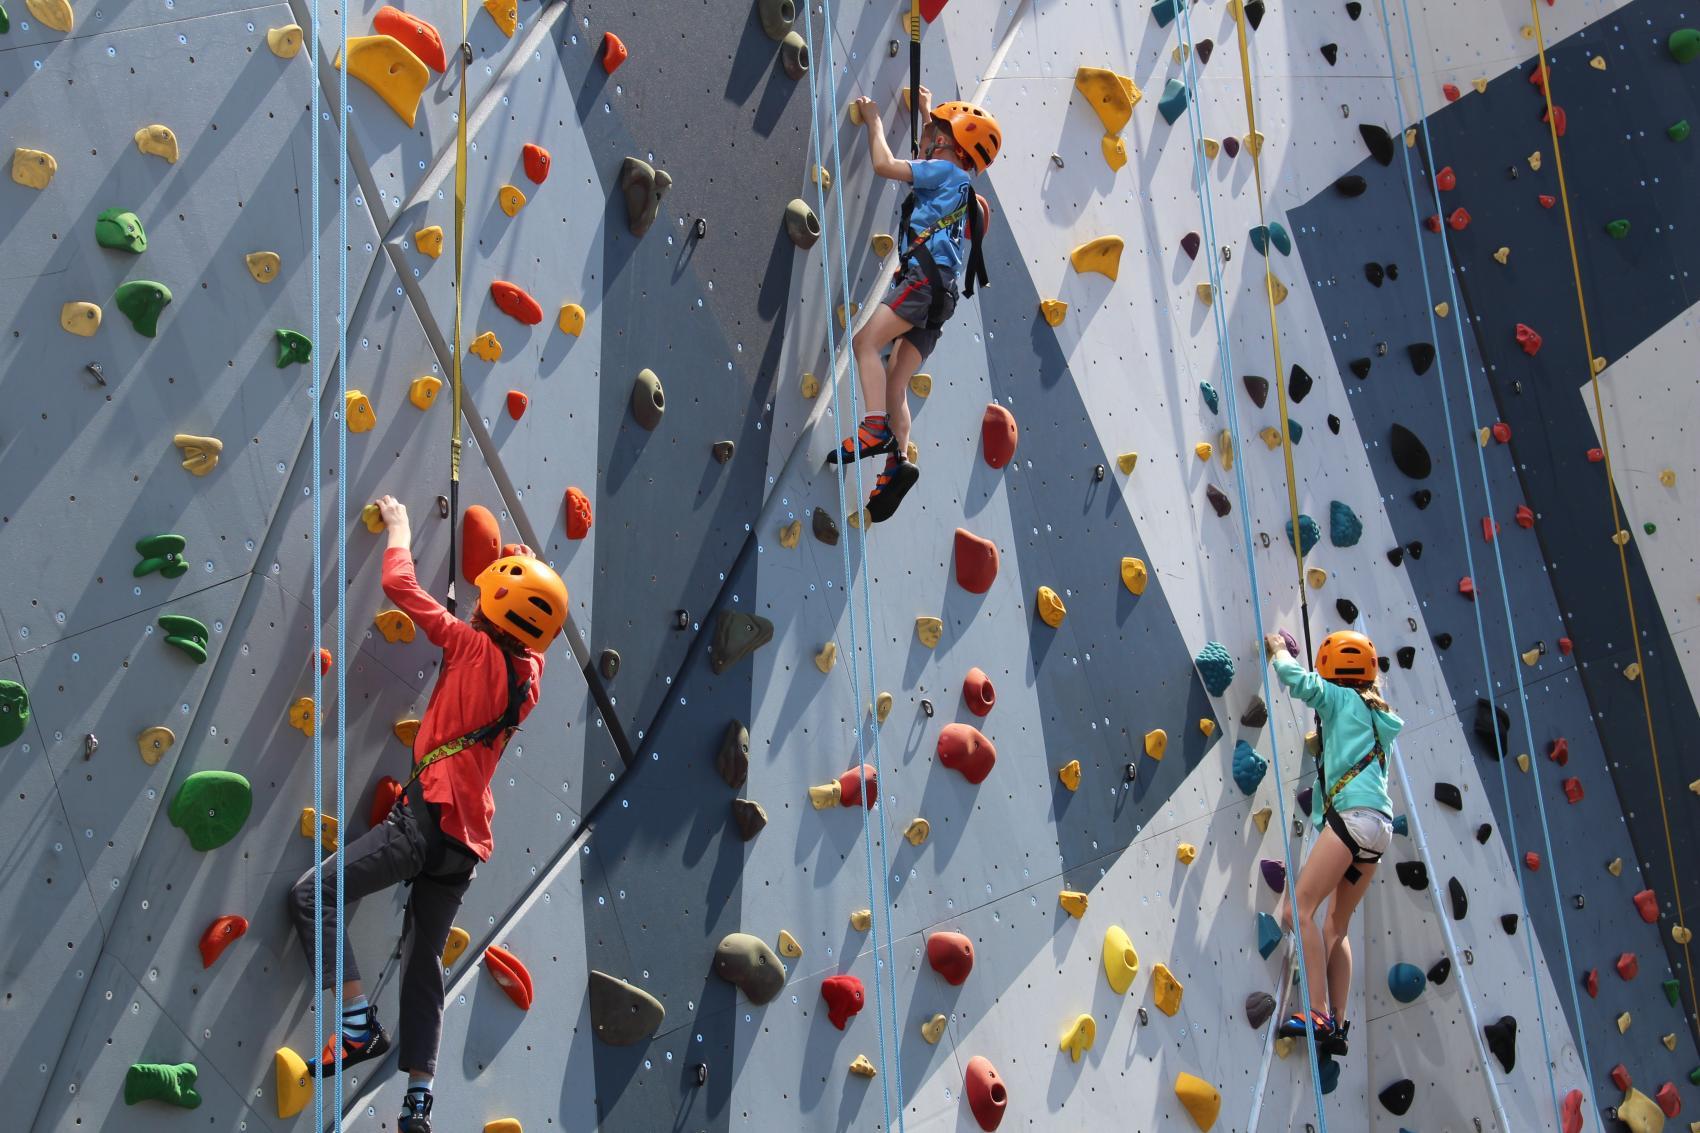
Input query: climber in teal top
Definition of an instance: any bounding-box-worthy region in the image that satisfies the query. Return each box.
[831,86,1000,523]
[1265,629,1402,1054]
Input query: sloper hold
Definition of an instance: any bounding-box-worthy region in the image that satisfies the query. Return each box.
[60,302,101,337]
[1181,231,1202,259]
[1329,500,1362,547]
[1243,0,1265,28]
[954,528,999,593]
[714,933,786,1004]
[114,280,172,337]
[588,971,666,1045]
[1195,641,1235,696]
[963,667,996,716]
[965,1056,1008,1130]
[1232,740,1268,794]
[125,1062,200,1108]
[1395,860,1428,889]
[496,185,526,217]
[274,1048,311,1117]
[1243,373,1269,408]
[1205,484,1231,516]
[491,281,544,325]
[982,403,1018,467]
[619,157,672,237]
[1359,123,1395,166]
[1335,173,1368,196]
[1288,363,1312,402]
[1671,28,1700,63]
[275,327,312,366]
[820,974,864,1029]
[1240,696,1266,728]
[927,932,975,985]
[712,612,773,674]
[1388,424,1432,479]
[631,368,665,428]
[758,0,796,40]
[199,915,248,967]
[731,798,767,840]
[811,506,839,545]
[1246,991,1276,1029]
[1378,1078,1415,1115]
[1387,962,1426,1004]
[1103,925,1139,992]
[96,207,148,253]
[373,6,447,72]
[1157,79,1189,125]
[1434,781,1462,809]
[336,36,429,126]
[12,147,58,190]
[1036,586,1067,627]
[267,24,304,57]
[1407,341,1436,375]
[169,770,252,850]
[1174,1072,1220,1130]
[715,721,750,788]
[1070,235,1125,280]
[938,722,997,783]
[461,505,501,584]
[784,199,821,249]
[1074,67,1138,133]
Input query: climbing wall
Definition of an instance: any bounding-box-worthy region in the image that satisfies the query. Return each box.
[4,0,1697,1130]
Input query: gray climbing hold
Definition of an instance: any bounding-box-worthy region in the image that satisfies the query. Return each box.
[757,0,796,41]
[1200,381,1219,414]
[168,770,252,851]
[1240,696,1267,728]
[784,198,821,249]
[1256,911,1282,958]
[1232,740,1268,794]
[1157,79,1188,125]
[731,798,768,840]
[0,679,30,747]
[1388,963,1426,1004]
[1329,500,1362,547]
[1388,424,1432,479]
[631,368,666,429]
[96,208,148,253]
[1195,641,1235,696]
[812,506,840,545]
[713,933,787,1004]
[588,970,666,1046]
[1246,990,1276,1029]
[716,720,751,789]
[1286,514,1319,557]
[780,30,809,79]
[712,611,773,674]
[619,156,672,238]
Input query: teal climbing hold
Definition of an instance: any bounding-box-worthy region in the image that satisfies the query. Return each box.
[124,1062,201,1108]
[1257,911,1282,959]
[1393,813,1409,837]
[1388,962,1426,1003]
[1287,514,1320,557]
[1151,0,1180,27]
[95,208,148,253]
[1250,222,1291,256]
[275,329,312,367]
[1200,381,1219,414]
[1319,1057,1340,1094]
[114,280,172,337]
[1670,119,1691,142]
[1329,500,1363,547]
[1195,641,1235,696]
[1669,28,1700,64]
[1157,79,1189,125]
[1288,418,1303,444]
[168,770,252,851]
[1232,740,1268,794]
[0,679,30,747]
[1605,219,1630,239]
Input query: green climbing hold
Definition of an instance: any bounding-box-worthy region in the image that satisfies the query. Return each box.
[275,328,312,367]
[1670,119,1691,142]
[1605,219,1631,239]
[1200,381,1219,414]
[1669,28,1700,64]
[1329,500,1363,547]
[124,1062,202,1109]
[1665,978,1682,1006]
[0,4,9,33]
[1287,514,1320,557]
[134,533,189,579]
[0,679,30,747]
[711,611,774,674]
[1157,79,1189,126]
[159,613,210,663]
[95,208,148,253]
[1644,521,1657,535]
[114,280,172,337]
[169,770,252,850]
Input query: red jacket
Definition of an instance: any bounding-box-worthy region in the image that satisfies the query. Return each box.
[381,547,543,860]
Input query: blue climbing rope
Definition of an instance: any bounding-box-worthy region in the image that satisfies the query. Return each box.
[333,0,350,1114]
[1373,0,1598,1117]
[799,6,904,1129]
[308,0,325,1122]
[1172,5,1333,1127]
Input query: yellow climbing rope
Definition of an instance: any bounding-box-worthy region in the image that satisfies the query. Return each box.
[1528,0,1694,1018]
[448,0,469,611]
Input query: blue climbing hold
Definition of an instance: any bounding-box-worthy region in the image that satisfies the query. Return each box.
[1157,79,1189,126]
[1233,740,1268,794]
[1388,962,1426,1003]
[1392,814,1409,837]
[1288,418,1303,444]
[1195,641,1235,696]
[1330,500,1363,547]
[1257,911,1282,959]
[1286,514,1320,557]
[1319,1057,1341,1094]
[1250,222,1291,256]
[1200,381,1220,414]
[1152,0,1181,26]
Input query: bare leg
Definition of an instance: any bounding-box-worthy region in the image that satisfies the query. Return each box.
[851,304,915,419]
[884,339,925,456]
[1290,828,1354,1016]
[1323,861,1377,1017]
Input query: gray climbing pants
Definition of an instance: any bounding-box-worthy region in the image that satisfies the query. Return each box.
[288,791,478,1074]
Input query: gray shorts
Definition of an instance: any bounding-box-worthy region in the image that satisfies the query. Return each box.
[1337,807,1394,856]
[883,261,958,359]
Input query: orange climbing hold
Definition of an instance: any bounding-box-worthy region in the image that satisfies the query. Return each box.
[602,31,628,74]
[372,6,447,72]
[954,528,999,594]
[369,775,403,827]
[198,915,248,968]
[506,391,528,420]
[1524,851,1541,871]
[1539,194,1556,209]
[522,143,551,184]
[1492,421,1512,443]
[981,403,1018,469]
[1633,889,1659,922]
[484,944,534,1010]
[1548,737,1569,764]
[319,648,333,675]
[462,506,502,585]
[1515,505,1534,527]
[491,281,544,326]
[564,487,593,539]
[1616,952,1639,980]
[1459,577,1475,600]
[1443,83,1460,101]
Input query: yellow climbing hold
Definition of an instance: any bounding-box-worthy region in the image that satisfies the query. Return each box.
[1217,430,1234,471]
[1520,24,1534,38]
[778,930,802,958]
[11,148,57,190]
[1268,276,1289,305]
[1202,137,1221,159]
[1176,842,1198,864]
[1198,719,1215,738]
[337,36,430,126]
[1608,857,1624,876]
[288,697,316,738]
[1058,760,1082,791]
[267,24,304,58]
[27,0,74,31]
[137,726,175,766]
[875,691,893,723]
[1434,301,1450,318]
[1624,661,1642,681]
[1245,131,1266,157]
[836,302,860,329]
[394,718,421,747]
[871,233,895,258]
[1103,926,1139,993]
[1174,1072,1221,1130]
[299,807,337,851]
[1616,1011,1632,1033]
[1305,566,1328,589]
[483,0,517,36]
[443,926,470,967]
[909,372,932,397]
[1493,246,1510,264]
[1196,282,1215,306]
[484,1120,523,1133]
[921,1014,947,1043]
[1404,127,1417,148]
[1528,150,1542,171]
[1590,55,1608,70]
[1040,299,1069,327]
[1070,236,1125,281]
[814,641,837,673]
[1252,806,1272,833]
[1663,1031,1679,1049]
[1592,356,1608,374]
[800,371,821,399]
[1059,890,1089,918]
[779,519,802,549]
[1073,67,1140,134]
[498,184,526,217]
[1472,77,1488,93]
[1259,426,1282,449]
[848,1054,878,1078]
[1102,135,1128,171]
[275,1047,311,1118]
[915,616,943,649]
[809,781,843,809]
[1673,925,1693,944]
[1274,1035,1296,1059]
[1121,556,1148,595]
[60,302,101,337]
[1612,529,1631,546]
[246,251,282,284]
[1194,441,1213,462]
[850,908,872,932]
[134,124,180,164]
[1616,1088,1662,1133]
[173,434,223,477]
[362,503,386,532]
[1144,728,1167,760]
[1152,963,1184,1015]
[1061,1014,1096,1061]
[374,609,416,644]
[904,818,930,846]
[558,303,586,336]
[810,165,832,190]
[1116,451,1138,474]
[409,375,443,411]
[344,390,377,433]
[1478,427,1493,448]
[470,331,503,361]
[415,225,444,258]
[1515,752,1531,772]
[1521,646,1541,666]
[1036,586,1068,627]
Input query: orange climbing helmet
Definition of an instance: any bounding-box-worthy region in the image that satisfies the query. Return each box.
[930,101,1002,172]
[475,555,568,645]
[1315,630,1377,685]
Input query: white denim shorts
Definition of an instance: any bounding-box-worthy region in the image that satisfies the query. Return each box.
[1338,807,1394,856]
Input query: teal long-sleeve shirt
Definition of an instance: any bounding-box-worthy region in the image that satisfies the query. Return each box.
[1271,653,1402,827]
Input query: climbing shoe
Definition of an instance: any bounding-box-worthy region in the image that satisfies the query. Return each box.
[1320,1018,1351,1058]
[1276,1009,1335,1042]
[397,1088,433,1133]
[826,416,895,464]
[866,458,919,523]
[309,1017,392,1077]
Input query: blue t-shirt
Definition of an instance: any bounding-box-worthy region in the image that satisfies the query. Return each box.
[907,158,974,279]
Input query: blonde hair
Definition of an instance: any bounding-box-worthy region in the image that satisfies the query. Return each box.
[1330,674,1390,713]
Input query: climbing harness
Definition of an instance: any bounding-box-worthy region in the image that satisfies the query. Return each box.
[1311,694,1388,884]
[402,652,531,792]
[892,192,986,333]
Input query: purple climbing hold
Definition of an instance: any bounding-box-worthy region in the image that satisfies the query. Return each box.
[1278,628,1300,657]
[1243,374,1269,408]
[1181,232,1202,259]
[1260,858,1287,894]
[1205,484,1231,516]
[1223,135,1241,158]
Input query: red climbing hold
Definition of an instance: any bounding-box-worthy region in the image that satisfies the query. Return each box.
[506,390,528,420]
[1561,1089,1583,1133]
[820,974,865,1029]
[462,505,502,584]
[1459,577,1475,600]
[1562,777,1583,804]
[522,143,551,184]
[319,647,333,675]
[938,723,997,784]
[563,487,593,539]
[373,6,448,72]
[1656,1082,1681,1118]
[1557,636,1573,654]
[601,31,628,74]
[1529,66,1547,91]
[981,403,1018,469]
[1523,851,1541,871]
[1435,165,1457,190]
[1539,194,1556,209]
[1633,889,1659,922]
[198,915,248,968]
[962,667,996,717]
[1481,517,1500,542]
[491,281,544,326]
[919,0,949,20]
[953,528,1000,594]
[1491,421,1511,443]
[965,1056,1008,1131]
[369,775,403,827]
[1514,324,1543,355]
[1448,207,1472,230]
[1442,84,1461,102]
[1586,447,1604,463]
[926,931,976,986]
[1424,214,1442,233]
[484,944,534,1010]
[1547,737,1568,765]
[1616,952,1638,981]
[1542,104,1567,137]
[1585,969,1599,998]
[837,764,878,809]
[1514,505,1534,528]
[1610,1063,1632,1091]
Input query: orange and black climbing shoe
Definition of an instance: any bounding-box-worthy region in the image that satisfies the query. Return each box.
[309,1018,392,1077]
[866,457,919,523]
[1276,1009,1336,1043]
[826,415,895,464]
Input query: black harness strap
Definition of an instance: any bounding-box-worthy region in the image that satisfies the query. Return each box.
[404,651,531,792]
[1314,690,1388,884]
[894,191,988,329]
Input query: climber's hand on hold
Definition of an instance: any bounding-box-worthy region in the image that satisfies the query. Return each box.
[915,84,932,119]
[376,495,411,549]
[1264,633,1285,660]
[854,96,880,126]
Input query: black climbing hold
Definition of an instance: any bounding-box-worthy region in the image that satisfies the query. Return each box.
[675,609,692,630]
[1327,414,1341,434]
[1181,231,1202,259]
[1335,598,1359,622]
[1240,696,1268,728]
[1297,786,1313,815]
[693,1062,709,1087]
[1364,262,1385,287]
[1377,655,1391,673]
[1407,342,1436,375]
[1345,0,1361,17]
[1390,424,1433,478]
[1246,990,1276,1029]
[1288,364,1313,403]
[1475,822,1492,843]
[1348,358,1372,380]
[1406,541,1422,560]
[1396,645,1415,668]
[730,798,768,841]
[711,612,774,674]
[1359,123,1395,166]
[716,720,751,788]
[1320,43,1338,66]
[1243,374,1269,408]
[1243,0,1265,29]
[1335,174,1368,197]
[1434,632,1453,650]
[1434,782,1462,810]
[1205,484,1232,517]
[1396,860,1429,889]
[812,506,841,545]
[1485,1018,1519,1075]
[1195,39,1214,64]
[1427,956,1452,984]
[1384,263,1399,281]
[1386,547,1404,566]
[712,440,736,464]
[1473,698,1509,756]
[1500,913,1519,935]
[1379,1079,1415,1116]
[599,649,621,680]
[1448,877,1468,919]
[1412,489,1432,509]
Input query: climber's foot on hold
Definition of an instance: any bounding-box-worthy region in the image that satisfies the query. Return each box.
[867,457,919,523]
[1276,1009,1335,1043]
[827,414,895,464]
[1320,1018,1350,1058]
[398,1086,433,1133]
[310,1015,392,1077]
